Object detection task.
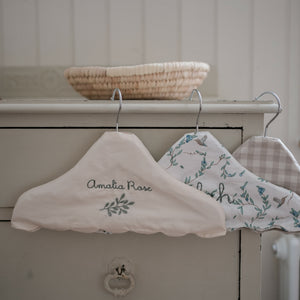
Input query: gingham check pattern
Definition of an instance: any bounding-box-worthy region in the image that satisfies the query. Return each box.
[233,136,300,195]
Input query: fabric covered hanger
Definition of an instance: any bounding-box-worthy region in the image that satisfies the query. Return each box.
[11,88,226,238]
[233,91,300,195]
[158,89,300,232]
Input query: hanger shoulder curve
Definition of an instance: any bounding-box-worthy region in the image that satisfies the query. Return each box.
[12,131,226,238]
[233,135,300,196]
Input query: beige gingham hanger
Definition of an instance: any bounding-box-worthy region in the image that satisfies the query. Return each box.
[233,91,300,196]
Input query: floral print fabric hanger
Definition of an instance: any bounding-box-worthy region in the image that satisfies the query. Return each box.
[158,89,300,232]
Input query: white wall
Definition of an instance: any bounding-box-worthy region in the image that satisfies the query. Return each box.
[0,1,300,299]
[0,0,299,154]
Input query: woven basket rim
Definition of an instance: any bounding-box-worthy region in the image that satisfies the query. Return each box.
[64,61,210,78]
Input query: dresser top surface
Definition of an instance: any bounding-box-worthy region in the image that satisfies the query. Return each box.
[0,98,278,114]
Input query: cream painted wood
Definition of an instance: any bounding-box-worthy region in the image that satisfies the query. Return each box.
[73,0,109,66]
[38,0,73,65]
[2,0,37,66]
[0,0,3,66]
[181,0,217,96]
[261,231,281,300]
[144,0,179,62]
[110,0,143,65]
[253,0,289,141]
[0,112,263,131]
[0,223,239,300]
[253,0,289,94]
[0,98,278,114]
[0,101,268,300]
[0,208,12,220]
[181,0,215,63]
[241,230,261,300]
[217,0,253,99]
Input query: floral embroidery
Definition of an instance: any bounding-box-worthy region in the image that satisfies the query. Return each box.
[239,170,245,177]
[290,208,300,227]
[185,134,198,143]
[184,151,237,185]
[220,154,236,179]
[100,193,134,217]
[184,151,214,184]
[258,177,268,183]
[160,132,300,232]
[166,136,192,169]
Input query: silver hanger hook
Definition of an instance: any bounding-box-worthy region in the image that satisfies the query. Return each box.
[189,88,203,133]
[111,88,122,132]
[255,91,282,137]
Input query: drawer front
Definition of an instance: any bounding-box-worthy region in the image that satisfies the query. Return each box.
[0,127,242,300]
[0,224,239,300]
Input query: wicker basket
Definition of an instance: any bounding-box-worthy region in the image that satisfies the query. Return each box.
[64,62,210,100]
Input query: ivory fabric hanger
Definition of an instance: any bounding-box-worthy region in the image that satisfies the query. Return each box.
[233,91,300,195]
[11,89,226,238]
[158,89,300,232]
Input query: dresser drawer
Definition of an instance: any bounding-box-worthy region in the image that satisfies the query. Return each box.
[0,223,239,300]
[0,100,269,300]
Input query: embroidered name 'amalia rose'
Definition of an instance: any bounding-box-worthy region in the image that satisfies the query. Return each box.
[87,179,152,192]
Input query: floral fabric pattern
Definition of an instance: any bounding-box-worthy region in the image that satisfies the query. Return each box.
[159,132,300,232]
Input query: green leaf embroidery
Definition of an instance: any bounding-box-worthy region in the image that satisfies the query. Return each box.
[220,155,236,179]
[100,193,134,216]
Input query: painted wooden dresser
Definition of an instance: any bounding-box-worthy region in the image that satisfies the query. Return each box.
[0,99,277,300]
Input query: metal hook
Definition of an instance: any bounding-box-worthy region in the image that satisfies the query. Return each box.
[255,91,282,137]
[111,88,123,132]
[189,89,203,133]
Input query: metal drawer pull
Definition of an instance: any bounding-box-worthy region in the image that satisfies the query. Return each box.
[104,258,135,297]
